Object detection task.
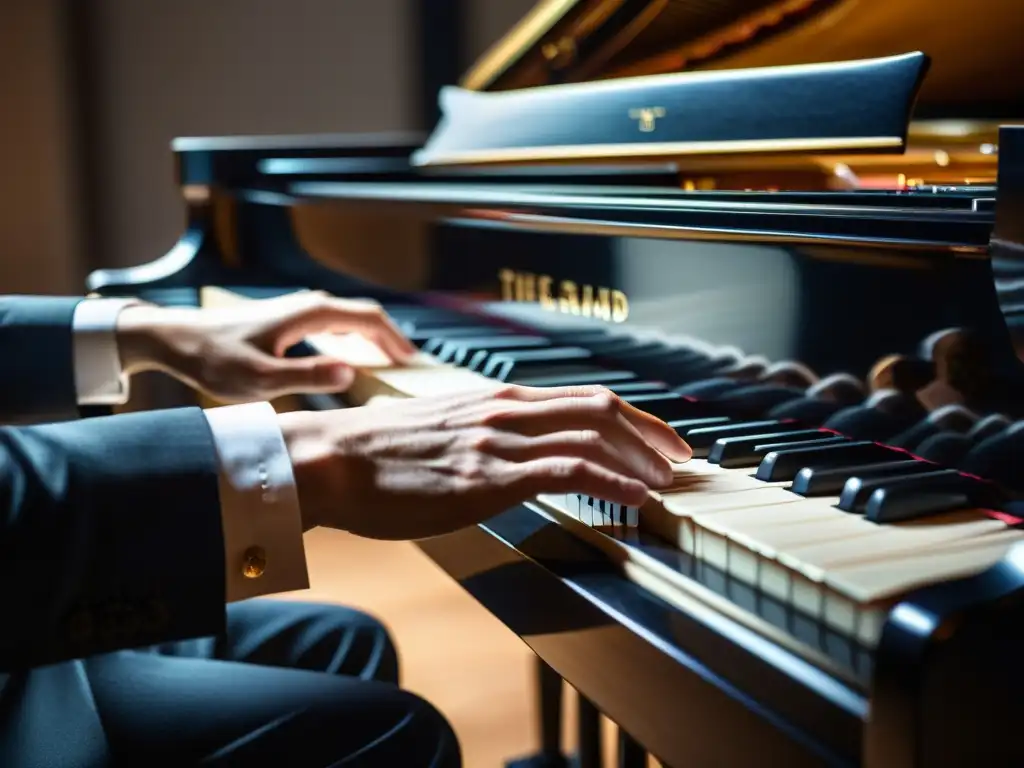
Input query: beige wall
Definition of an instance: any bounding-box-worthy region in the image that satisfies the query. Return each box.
[87,0,416,271]
[0,0,542,290]
[0,0,82,295]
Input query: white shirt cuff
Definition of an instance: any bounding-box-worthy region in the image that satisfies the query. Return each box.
[203,402,310,602]
[72,297,141,406]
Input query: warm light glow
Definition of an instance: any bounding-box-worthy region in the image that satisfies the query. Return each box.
[934,150,950,167]
[981,143,998,155]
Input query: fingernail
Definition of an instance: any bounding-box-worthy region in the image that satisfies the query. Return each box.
[668,442,693,463]
[330,365,355,386]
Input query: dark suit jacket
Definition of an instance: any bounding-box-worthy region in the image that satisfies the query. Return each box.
[0,296,227,673]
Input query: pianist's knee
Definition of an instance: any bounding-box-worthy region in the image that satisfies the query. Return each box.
[225,598,401,684]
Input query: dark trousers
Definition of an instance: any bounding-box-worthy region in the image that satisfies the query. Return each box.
[0,599,461,767]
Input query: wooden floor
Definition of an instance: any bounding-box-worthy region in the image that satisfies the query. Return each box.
[282,527,634,768]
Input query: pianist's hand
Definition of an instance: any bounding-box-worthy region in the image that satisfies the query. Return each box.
[115,291,416,402]
[278,384,693,540]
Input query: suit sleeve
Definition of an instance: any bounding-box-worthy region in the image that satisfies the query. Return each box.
[0,407,227,672]
[0,296,84,423]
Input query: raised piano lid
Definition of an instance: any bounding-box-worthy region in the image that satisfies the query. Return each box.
[412,52,928,167]
[461,0,1024,122]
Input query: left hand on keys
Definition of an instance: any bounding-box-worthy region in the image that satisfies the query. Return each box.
[114,291,416,402]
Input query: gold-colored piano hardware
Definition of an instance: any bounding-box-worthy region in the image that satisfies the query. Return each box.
[628,106,665,133]
[498,268,629,322]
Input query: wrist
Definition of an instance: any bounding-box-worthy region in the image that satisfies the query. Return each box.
[277,410,331,532]
[115,304,197,374]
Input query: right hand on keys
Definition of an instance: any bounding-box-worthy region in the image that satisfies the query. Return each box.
[278,385,693,540]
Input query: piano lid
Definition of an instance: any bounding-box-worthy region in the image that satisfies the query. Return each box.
[462,0,1024,120]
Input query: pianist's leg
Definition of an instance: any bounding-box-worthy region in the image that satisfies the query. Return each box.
[143,598,401,685]
[0,599,460,767]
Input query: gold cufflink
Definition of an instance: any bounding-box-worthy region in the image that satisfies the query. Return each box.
[242,546,267,579]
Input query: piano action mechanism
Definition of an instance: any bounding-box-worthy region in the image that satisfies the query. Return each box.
[88,1,1024,765]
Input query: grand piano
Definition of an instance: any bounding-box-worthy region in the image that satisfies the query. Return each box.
[87,1,1024,766]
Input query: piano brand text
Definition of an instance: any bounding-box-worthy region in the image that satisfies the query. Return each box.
[498,269,629,323]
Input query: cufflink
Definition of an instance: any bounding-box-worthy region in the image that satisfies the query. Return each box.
[242,546,267,579]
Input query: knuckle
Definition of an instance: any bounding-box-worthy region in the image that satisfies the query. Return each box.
[302,290,331,307]
[588,390,619,416]
[577,429,603,447]
[493,384,522,400]
[478,406,513,429]
[467,428,498,453]
[456,452,489,482]
[352,300,384,317]
[551,457,589,480]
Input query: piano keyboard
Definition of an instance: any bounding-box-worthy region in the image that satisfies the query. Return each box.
[201,286,1024,673]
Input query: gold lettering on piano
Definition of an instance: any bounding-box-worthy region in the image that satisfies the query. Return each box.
[537,275,555,310]
[628,107,665,133]
[497,269,628,323]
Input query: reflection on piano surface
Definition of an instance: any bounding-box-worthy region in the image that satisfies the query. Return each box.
[88,1,1024,765]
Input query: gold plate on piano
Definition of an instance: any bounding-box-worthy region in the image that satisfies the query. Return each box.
[464,0,1024,115]
[453,0,1020,187]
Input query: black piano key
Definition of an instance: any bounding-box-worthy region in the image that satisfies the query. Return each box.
[884,405,977,451]
[675,377,746,399]
[806,373,867,405]
[408,325,508,346]
[915,432,974,465]
[711,384,806,415]
[837,469,962,513]
[483,347,594,381]
[959,424,1024,492]
[966,413,1011,442]
[507,364,610,383]
[439,335,549,365]
[709,431,844,468]
[823,402,926,442]
[767,397,850,425]
[611,348,705,374]
[400,317,496,336]
[756,440,902,482]
[666,357,745,384]
[790,459,931,496]
[512,370,639,387]
[667,416,731,434]
[582,338,659,355]
[620,393,713,422]
[604,381,669,395]
[597,342,672,362]
[547,329,614,345]
[685,420,791,457]
[864,473,1002,524]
